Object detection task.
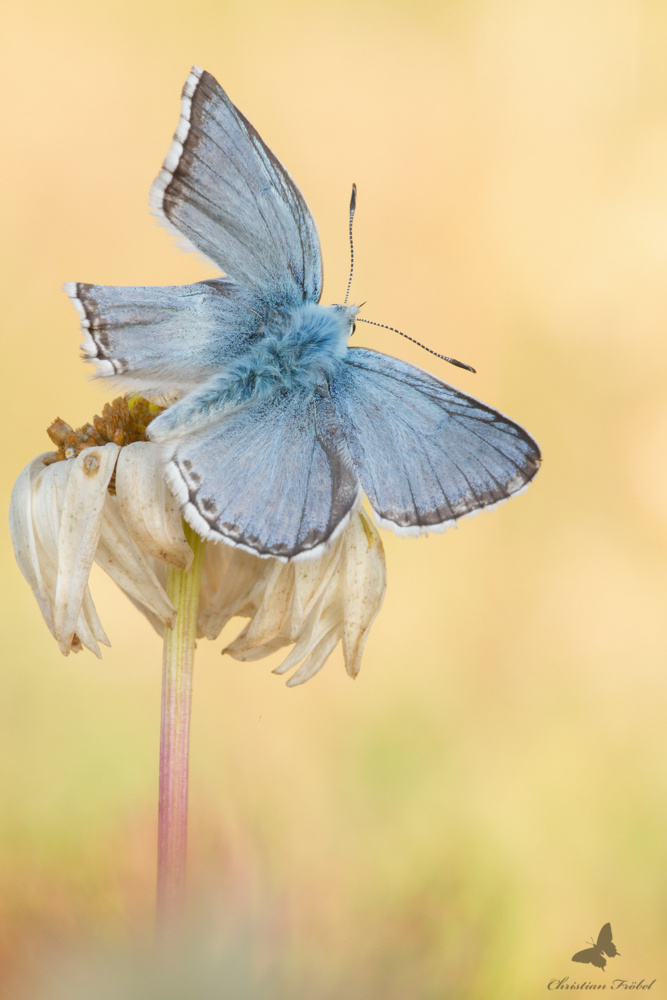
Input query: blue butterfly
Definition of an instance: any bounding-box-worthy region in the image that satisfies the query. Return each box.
[65,66,540,560]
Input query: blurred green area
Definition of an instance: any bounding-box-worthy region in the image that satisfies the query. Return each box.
[3,0,667,995]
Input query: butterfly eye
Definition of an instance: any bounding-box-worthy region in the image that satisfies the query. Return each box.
[352,323,357,335]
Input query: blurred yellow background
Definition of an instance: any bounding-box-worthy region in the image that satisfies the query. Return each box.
[3,0,667,995]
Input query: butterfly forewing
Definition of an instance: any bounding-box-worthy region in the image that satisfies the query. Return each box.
[329,348,541,534]
[150,67,323,308]
[596,924,620,958]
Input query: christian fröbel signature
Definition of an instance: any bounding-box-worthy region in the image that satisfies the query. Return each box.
[548,978,657,991]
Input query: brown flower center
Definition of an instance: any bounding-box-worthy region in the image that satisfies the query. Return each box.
[44,396,164,491]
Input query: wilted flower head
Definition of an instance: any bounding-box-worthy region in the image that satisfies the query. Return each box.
[10,398,386,685]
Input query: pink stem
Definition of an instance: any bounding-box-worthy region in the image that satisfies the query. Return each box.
[156,526,205,939]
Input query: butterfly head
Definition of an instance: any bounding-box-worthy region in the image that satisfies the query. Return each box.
[328,302,359,339]
[282,301,358,367]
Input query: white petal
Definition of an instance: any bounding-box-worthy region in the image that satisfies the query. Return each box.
[122,592,167,638]
[222,520,380,686]
[272,576,342,675]
[224,633,292,661]
[115,442,193,571]
[80,585,110,649]
[235,561,295,650]
[9,453,54,630]
[31,458,72,639]
[285,626,342,687]
[341,510,387,678]
[54,444,120,653]
[95,494,176,628]
[111,555,173,639]
[13,456,111,656]
[197,542,272,640]
[222,560,301,658]
[290,538,345,634]
[72,588,102,657]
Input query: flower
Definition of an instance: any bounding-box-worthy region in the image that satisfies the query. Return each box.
[9,398,386,685]
[198,504,386,685]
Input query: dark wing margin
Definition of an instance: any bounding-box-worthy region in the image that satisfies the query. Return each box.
[63,278,265,395]
[149,67,323,308]
[163,384,360,561]
[329,348,541,535]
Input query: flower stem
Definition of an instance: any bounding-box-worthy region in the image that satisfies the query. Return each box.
[156,523,206,939]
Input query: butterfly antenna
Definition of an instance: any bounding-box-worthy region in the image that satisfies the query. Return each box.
[356,317,477,373]
[343,183,357,306]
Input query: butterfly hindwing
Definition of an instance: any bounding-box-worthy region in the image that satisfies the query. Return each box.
[572,948,607,970]
[65,278,265,395]
[150,67,323,308]
[329,348,541,534]
[163,383,361,560]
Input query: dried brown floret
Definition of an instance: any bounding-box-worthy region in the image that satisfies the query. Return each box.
[44,396,164,492]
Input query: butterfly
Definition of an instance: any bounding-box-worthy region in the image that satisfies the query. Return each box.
[65,67,541,560]
[572,924,621,971]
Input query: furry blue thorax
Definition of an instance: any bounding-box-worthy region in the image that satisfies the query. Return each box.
[148,302,358,442]
[228,302,358,400]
